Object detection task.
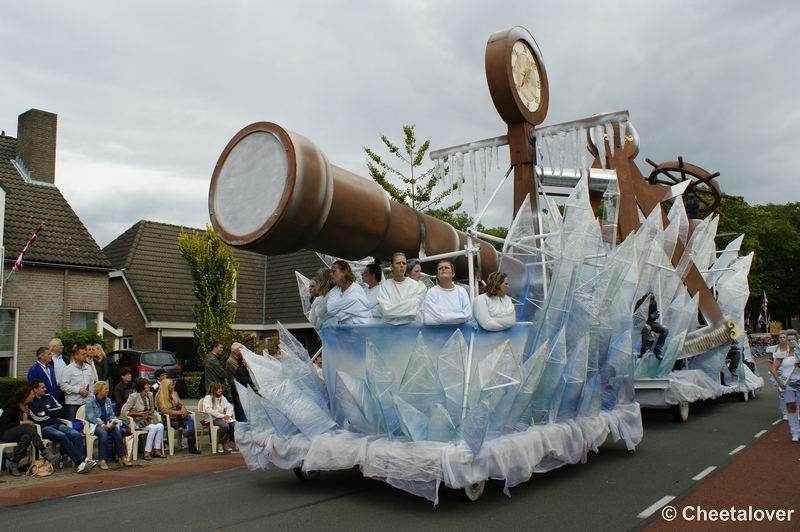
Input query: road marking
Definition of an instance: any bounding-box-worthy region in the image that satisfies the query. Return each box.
[67,483,145,498]
[638,495,675,519]
[773,419,783,425]
[754,429,767,437]
[692,466,716,481]
[729,445,746,455]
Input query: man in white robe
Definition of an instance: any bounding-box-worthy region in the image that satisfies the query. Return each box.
[378,253,428,325]
[327,283,372,324]
[423,260,472,325]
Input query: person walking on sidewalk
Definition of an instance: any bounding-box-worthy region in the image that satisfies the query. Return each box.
[770,331,800,441]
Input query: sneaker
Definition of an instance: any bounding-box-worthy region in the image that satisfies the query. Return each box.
[792,436,799,442]
[77,459,96,474]
[217,444,224,453]
[653,351,663,361]
[222,444,233,453]
[42,449,57,462]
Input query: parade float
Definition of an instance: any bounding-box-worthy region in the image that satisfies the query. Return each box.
[207,26,761,503]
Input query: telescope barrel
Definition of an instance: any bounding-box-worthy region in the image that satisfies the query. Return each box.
[209,122,501,279]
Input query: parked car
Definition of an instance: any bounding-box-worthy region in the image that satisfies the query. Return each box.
[106,349,185,393]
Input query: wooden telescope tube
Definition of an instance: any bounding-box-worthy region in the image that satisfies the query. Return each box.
[208,122,500,280]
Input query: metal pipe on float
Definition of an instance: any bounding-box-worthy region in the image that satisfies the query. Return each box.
[208,122,503,281]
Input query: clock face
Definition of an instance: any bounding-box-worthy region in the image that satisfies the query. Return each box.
[511,40,541,112]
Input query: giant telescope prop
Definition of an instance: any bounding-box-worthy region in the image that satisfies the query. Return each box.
[209,26,760,503]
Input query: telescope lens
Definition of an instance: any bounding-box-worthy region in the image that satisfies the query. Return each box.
[213,130,289,238]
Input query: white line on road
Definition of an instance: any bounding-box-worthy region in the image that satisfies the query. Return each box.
[692,466,716,481]
[67,483,145,498]
[729,445,746,455]
[773,419,784,425]
[637,495,675,519]
[754,429,767,437]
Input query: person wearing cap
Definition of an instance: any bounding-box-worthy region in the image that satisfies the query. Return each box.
[684,192,700,220]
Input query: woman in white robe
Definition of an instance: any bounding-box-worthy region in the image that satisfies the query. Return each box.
[327,260,372,324]
[361,260,383,323]
[474,271,516,331]
[310,268,337,329]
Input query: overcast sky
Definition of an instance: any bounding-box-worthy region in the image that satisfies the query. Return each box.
[1,1,798,248]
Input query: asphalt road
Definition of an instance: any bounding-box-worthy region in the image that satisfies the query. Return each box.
[3,361,782,532]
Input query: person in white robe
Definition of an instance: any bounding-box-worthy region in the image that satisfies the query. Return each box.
[361,260,384,323]
[474,271,516,331]
[309,268,337,329]
[378,252,427,325]
[423,260,472,325]
[327,260,372,324]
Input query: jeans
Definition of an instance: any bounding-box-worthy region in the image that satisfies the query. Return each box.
[142,423,164,452]
[180,414,195,434]
[40,423,85,463]
[93,425,126,460]
[213,419,235,442]
[2,424,44,462]
[63,404,82,422]
[641,321,669,354]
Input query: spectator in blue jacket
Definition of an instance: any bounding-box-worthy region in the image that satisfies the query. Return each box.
[85,381,131,469]
[29,379,95,473]
[27,347,59,398]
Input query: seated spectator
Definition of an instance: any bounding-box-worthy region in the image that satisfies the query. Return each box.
[327,260,372,324]
[0,385,57,476]
[378,252,428,325]
[151,368,167,393]
[121,378,165,460]
[200,382,236,453]
[423,260,472,325]
[29,379,95,473]
[473,272,516,331]
[27,346,59,398]
[114,367,135,416]
[155,378,201,454]
[85,381,131,469]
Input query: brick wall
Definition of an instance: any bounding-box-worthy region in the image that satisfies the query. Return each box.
[106,277,158,350]
[16,109,57,184]
[2,264,107,376]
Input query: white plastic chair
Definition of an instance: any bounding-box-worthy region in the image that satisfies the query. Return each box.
[193,408,219,453]
[161,412,195,455]
[75,405,100,460]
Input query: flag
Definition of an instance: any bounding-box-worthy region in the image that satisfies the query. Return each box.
[762,290,769,324]
[12,221,45,272]
[756,313,764,330]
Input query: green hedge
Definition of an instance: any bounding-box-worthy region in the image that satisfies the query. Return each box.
[184,372,202,399]
[0,377,29,406]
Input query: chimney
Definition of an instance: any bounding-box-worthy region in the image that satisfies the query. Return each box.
[16,109,58,184]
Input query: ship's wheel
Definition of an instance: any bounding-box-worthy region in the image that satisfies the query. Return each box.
[645,156,731,213]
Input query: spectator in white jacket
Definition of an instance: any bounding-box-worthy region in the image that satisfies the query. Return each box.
[200,381,236,453]
[59,343,95,421]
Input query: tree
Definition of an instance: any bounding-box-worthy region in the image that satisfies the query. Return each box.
[178,225,239,366]
[364,125,462,219]
[56,329,107,355]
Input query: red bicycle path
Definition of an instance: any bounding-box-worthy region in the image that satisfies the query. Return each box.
[643,421,800,531]
[0,453,245,508]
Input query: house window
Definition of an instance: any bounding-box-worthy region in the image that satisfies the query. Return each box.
[121,337,133,349]
[0,308,18,377]
[70,311,99,333]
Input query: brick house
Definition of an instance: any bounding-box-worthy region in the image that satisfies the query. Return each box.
[0,109,112,377]
[103,220,324,371]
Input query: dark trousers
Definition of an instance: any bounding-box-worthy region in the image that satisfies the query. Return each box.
[641,321,669,354]
[213,419,235,443]
[2,424,44,462]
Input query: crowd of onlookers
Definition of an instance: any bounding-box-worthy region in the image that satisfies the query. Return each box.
[1,338,242,478]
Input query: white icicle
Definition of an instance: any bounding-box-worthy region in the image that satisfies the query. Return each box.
[569,128,578,172]
[448,156,454,190]
[486,144,493,170]
[469,151,479,211]
[605,121,615,158]
[618,119,627,151]
[492,144,499,169]
[545,133,556,174]
[479,147,487,193]
[536,132,545,162]
[457,152,465,193]
[594,125,606,170]
[579,126,588,177]
[557,129,567,178]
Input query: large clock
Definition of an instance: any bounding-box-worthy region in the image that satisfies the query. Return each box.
[486,27,549,125]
